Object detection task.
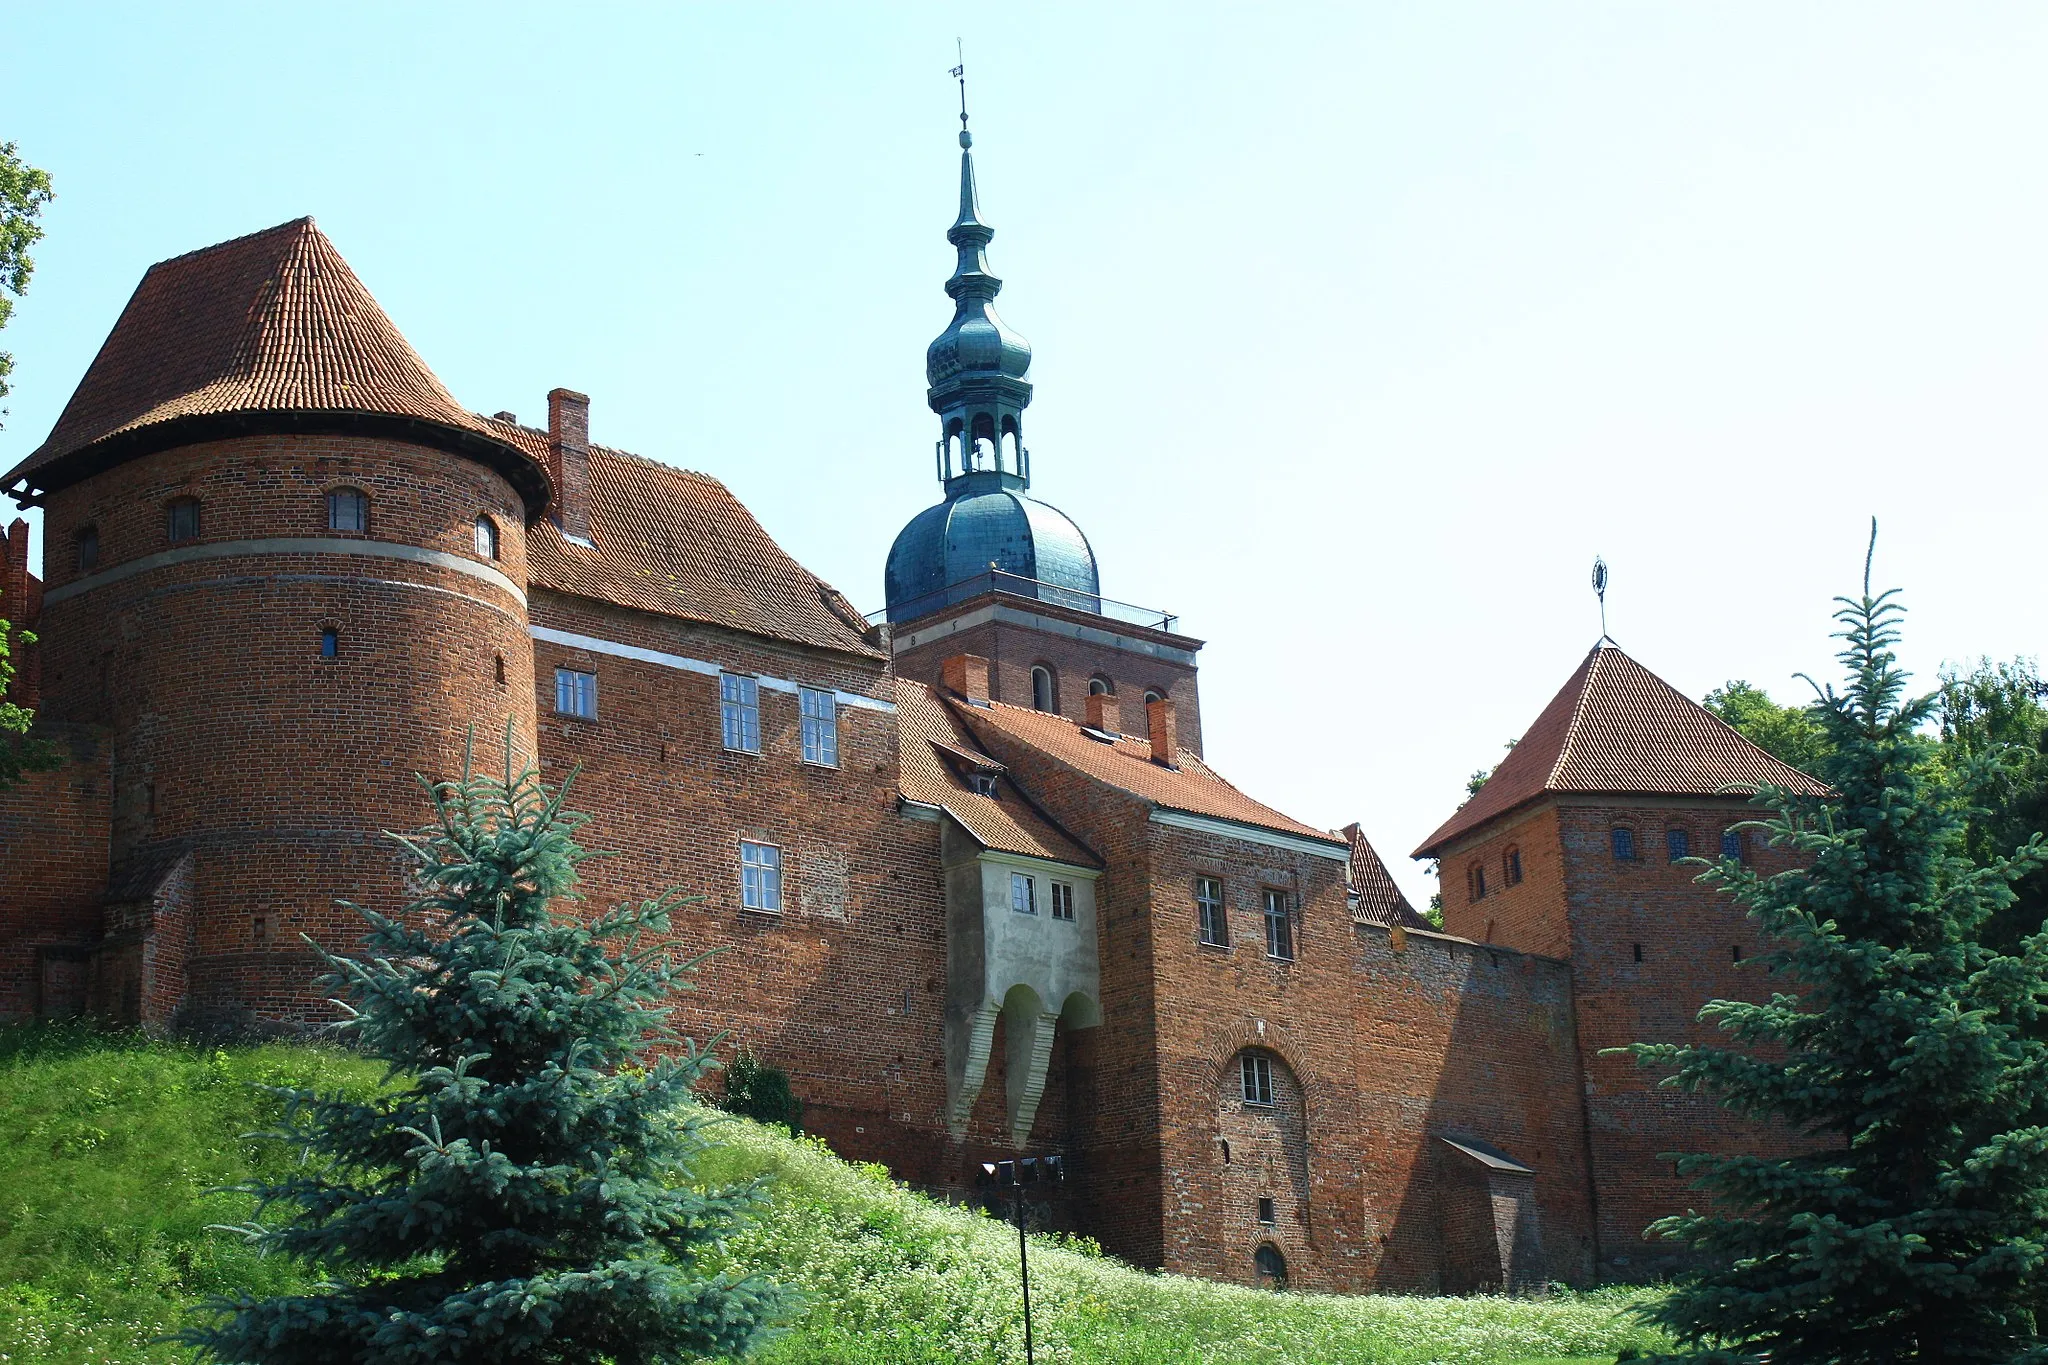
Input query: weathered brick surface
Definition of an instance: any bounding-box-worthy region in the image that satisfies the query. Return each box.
[0,724,111,1017]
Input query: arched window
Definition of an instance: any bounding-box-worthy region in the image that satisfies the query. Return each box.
[1467,863,1487,901]
[1502,846,1522,886]
[166,498,201,543]
[1031,665,1055,713]
[1611,825,1637,862]
[970,412,997,469]
[318,627,339,660]
[1667,827,1692,861]
[327,487,368,533]
[1721,827,1745,861]
[474,515,499,560]
[1143,689,1165,709]
[75,526,99,574]
[1088,677,1112,696]
[1254,1244,1288,1290]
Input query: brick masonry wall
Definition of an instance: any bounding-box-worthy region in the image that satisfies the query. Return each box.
[34,435,538,1025]
[526,588,963,1182]
[1350,925,1595,1291]
[894,603,1204,755]
[1553,795,1803,1276]
[0,724,112,1019]
[1436,803,1570,957]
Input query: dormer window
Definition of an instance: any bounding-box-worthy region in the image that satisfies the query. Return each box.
[970,773,999,798]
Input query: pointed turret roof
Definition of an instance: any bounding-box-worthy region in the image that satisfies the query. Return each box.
[3,218,550,516]
[1414,642,1830,858]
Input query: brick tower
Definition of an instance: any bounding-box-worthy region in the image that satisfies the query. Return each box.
[0,218,550,1025]
[880,104,1205,748]
[1415,641,1829,1277]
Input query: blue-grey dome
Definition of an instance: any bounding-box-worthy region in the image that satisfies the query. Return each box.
[885,473,1099,624]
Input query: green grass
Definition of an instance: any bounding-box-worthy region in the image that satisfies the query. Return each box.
[0,1025,1666,1364]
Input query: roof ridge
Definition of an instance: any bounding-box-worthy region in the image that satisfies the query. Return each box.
[1549,641,1610,788]
[586,442,718,483]
[147,216,313,271]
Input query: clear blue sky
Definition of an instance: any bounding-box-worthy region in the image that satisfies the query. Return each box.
[5,4,2045,905]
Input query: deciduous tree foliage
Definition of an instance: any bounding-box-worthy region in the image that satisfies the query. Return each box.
[1633,535,2048,1364]
[185,737,785,1363]
[0,139,54,426]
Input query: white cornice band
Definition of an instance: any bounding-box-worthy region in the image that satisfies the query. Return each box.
[42,537,526,606]
[530,624,896,713]
[1147,807,1350,861]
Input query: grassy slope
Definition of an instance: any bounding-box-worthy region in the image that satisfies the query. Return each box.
[0,1027,1666,1365]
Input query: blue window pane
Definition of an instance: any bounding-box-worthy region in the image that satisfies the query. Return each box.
[721,674,761,752]
[1667,828,1691,861]
[742,841,782,911]
[1722,829,1744,860]
[1611,827,1636,861]
[800,687,838,766]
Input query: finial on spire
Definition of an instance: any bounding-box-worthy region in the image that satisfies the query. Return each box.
[1591,555,1613,643]
[952,39,971,148]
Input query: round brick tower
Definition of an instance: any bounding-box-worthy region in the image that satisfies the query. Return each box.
[3,219,553,1025]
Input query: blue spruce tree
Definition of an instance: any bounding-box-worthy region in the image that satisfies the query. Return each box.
[1633,530,2048,1363]
[186,738,785,1363]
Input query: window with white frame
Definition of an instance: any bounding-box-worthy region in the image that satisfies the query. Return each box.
[554,668,597,719]
[970,773,1000,798]
[327,488,368,533]
[741,840,782,912]
[1010,872,1036,915]
[1241,1053,1274,1106]
[474,515,499,560]
[1196,877,1228,947]
[1051,881,1075,921]
[721,673,761,753]
[1031,665,1055,712]
[799,686,839,766]
[1263,888,1294,961]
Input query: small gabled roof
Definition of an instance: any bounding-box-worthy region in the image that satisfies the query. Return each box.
[523,441,883,659]
[1340,823,1431,930]
[1415,642,1830,858]
[4,218,549,514]
[955,698,1342,848]
[895,681,1099,868]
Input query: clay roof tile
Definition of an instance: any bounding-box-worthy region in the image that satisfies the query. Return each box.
[895,680,1099,866]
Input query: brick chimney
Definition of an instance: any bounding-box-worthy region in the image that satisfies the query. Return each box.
[547,388,591,541]
[1085,691,1122,735]
[1147,695,1178,767]
[941,654,990,705]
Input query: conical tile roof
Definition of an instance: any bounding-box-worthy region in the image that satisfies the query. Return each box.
[3,218,550,515]
[1414,642,1830,857]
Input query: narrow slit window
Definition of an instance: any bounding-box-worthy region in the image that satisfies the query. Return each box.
[555,667,597,719]
[1241,1053,1274,1106]
[721,673,761,753]
[1196,877,1228,947]
[1050,881,1075,921]
[1468,864,1487,901]
[1503,846,1522,886]
[75,527,99,573]
[1263,889,1294,961]
[327,488,368,533]
[1633,942,1644,963]
[1010,872,1036,915]
[741,840,783,913]
[494,654,507,686]
[799,686,839,766]
[318,627,338,660]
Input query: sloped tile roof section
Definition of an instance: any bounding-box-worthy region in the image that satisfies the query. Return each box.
[525,441,883,658]
[896,681,1099,867]
[1340,822,1431,929]
[956,698,1341,846]
[3,218,551,516]
[1415,642,1830,857]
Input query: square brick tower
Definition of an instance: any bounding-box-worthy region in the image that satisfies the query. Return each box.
[1415,642,1829,1278]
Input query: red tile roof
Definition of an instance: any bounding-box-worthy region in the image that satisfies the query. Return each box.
[1339,823,1431,929]
[524,441,882,658]
[955,699,1343,847]
[1415,642,1830,857]
[896,681,1099,866]
[4,218,548,513]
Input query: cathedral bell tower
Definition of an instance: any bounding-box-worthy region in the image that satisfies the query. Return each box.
[883,91,1206,749]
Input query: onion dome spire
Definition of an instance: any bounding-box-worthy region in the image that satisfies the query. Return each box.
[925,61,1034,493]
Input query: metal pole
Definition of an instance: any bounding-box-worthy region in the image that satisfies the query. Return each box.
[1015,1180,1034,1365]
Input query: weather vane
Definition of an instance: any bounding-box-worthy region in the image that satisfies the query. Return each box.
[1591,555,1611,642]
[952,39,969,141]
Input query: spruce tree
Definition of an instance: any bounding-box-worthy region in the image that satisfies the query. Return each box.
[186,738,785,1364]
[1633,533,2048,1364]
